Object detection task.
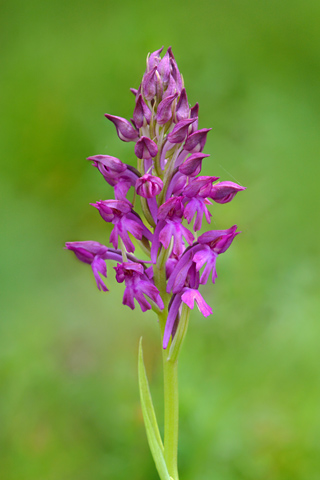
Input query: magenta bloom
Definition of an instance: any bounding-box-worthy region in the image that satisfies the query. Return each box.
[114,262,164,312]
[88,155,139,199]
[151,197,194,262]
[91,199,152,253]
[163,288,212,348]
[66,46,245,338]
[65,241,109,291]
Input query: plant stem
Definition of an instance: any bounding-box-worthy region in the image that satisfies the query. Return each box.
[162,350,179,480]
[158,311,179,480]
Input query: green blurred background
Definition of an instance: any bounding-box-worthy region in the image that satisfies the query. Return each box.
[1,0,320,479]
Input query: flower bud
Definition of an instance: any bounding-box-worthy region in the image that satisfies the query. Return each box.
[134,136,158,160]
[130,87,139,96]
[158,196,184,220]
[135,174,163,198]
[209,181,246,204]
[65,241,108,263]
[172,174,187,195]
[163,75,177,100]
[184,128,211,153]
[190,102,199,132]
[91,199,131,222]
[155,70,164,101]
[170,58,183,94]
[133,94,152,128]
[142,66,158,101]
[105,114,139,142]
[198,225,239,253]
[179,152,210,176]
[167,118,197,144]
[88,155,127,176]
[147,47,163,71]
[156,93,178,125]
[183,175,220,198]
[157,51,171,85]
[176,88,189,122]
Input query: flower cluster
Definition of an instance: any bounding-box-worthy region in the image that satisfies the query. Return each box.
[66,47,245,348]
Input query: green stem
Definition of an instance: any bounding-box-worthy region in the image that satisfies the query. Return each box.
[158,311,179,480]
[162,351,179,480]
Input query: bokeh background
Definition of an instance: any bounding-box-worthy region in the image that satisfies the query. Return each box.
[1,0,320,479]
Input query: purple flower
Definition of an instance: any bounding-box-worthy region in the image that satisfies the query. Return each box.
[114,262,164,312]
[181,176,220,231]
[66,47,245,330]
[88,155,139,200]
[183,197,212,231]
[163,288,212,348]
[194,226,240,284]
[183,176,220,199]
[151,197,194,262]
[91,199,152,253]
[167,226,240,293]
[65,241,109,291]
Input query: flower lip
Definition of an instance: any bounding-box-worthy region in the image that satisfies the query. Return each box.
[181,288,213,317]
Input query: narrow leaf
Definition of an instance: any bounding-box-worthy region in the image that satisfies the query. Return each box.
[138,338,170,480]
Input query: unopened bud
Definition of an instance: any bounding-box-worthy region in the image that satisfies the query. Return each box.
[105,114,139,142]
[135,174,163,198]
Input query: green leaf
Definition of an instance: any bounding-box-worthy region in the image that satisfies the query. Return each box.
[138,338,170,480]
